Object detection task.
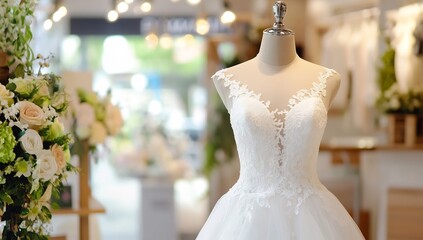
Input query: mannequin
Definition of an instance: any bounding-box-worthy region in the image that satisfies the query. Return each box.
[213,2,340,114]
[197,3,365,239]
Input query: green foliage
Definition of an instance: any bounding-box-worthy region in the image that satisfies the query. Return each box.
[376,41,397,112]
[0,0,36,74]
[376,40,423,114]
[203,56,241,176]
[0,122,17,163]
[13,64,26,78]
[81,36,205,77]
[203,98,236,176]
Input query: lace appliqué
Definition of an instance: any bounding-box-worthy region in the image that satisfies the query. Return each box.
[212,68,335,217]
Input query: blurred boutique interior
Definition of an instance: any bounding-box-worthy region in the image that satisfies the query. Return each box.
[1,0,423,239]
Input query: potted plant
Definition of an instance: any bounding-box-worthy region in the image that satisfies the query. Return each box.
[376,41,423,146]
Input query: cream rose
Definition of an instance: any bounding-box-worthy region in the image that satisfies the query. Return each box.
[19,101,46,129]
[105,103,123,135]
[76,103,95,127]
[19,129,43,155]
[33,150,58,181]
[0,84,14,107]
[51,144,66,174]
[89,121,107,145]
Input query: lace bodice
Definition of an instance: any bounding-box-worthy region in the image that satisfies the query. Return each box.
[212,68,336,215]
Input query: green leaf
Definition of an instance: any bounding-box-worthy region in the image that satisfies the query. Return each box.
[41,206,52,220]
[20,207,29,216]
[6,82,17,91]
[0,191,14,204]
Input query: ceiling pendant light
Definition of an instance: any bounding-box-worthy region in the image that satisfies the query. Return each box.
[52,6,67,22]
[43,19,53,30]
[220,1,236,24]
[187,0,201,6]
[107,10,119,22]
[140,1,152,13]
[117,1,129,13]
[196,17,210,35]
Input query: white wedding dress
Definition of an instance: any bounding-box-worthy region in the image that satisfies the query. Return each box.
[196,69,365,240]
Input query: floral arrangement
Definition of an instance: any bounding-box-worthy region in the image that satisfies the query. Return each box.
[0,65,74,239]
[127,119,188,179]
[71,88,123,152]
[0,1,76,239]
[376,40,423,114]
[0,0,36,76]
[378,84,423,114]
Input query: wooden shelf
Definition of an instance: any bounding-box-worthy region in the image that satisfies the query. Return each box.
[320,143,423,166]
[52,197,105,216]
[320,144,423,152]
[375,145,423,151]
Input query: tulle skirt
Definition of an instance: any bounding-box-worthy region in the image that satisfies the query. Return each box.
[196,188,365,240]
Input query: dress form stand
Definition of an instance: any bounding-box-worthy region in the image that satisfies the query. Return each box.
[259,0,296,66]
[198,2,365,238]
[213,1,341,112]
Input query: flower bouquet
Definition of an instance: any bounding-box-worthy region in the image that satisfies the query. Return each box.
[67,88,122,220]
[0,0,76,239]
[71,88,123,153]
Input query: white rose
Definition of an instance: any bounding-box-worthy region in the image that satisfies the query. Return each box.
[76,103,95,127]
[33,150,58,181]
[51,144,66,174]
[0,84,14,107]
[89,121,107,145]
[19,129,43,155]
[18,101,46,129]
[105,103,123,135]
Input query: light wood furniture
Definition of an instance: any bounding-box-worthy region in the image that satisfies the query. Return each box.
[387,188,423,240]
[50,236,66,240]
[52,141,105,240]
[320,144,423,166]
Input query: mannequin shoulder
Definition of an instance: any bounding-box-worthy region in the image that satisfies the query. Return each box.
[212,60,256,86]
[301,61,341,106]
[222,59,256,76]
[326,68,341,84]
[325,68,341,93]
[211,60,257,110]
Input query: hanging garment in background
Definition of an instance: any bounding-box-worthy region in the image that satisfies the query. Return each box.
[320,17,378,133]
[391,4,423,92]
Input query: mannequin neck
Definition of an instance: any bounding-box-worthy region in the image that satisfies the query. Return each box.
[257,33,298,66]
